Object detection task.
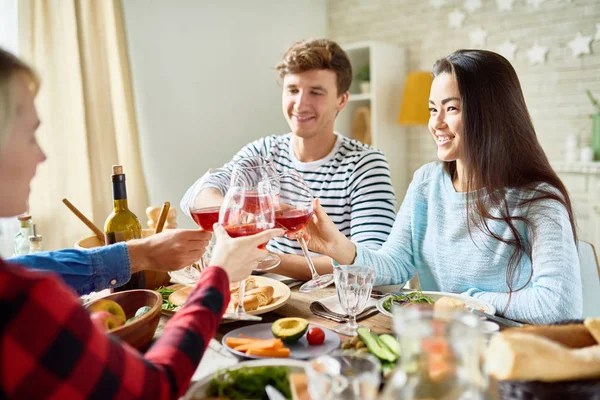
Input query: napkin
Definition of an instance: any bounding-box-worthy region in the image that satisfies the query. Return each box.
[314,294,379,315]
[310,294,379,322]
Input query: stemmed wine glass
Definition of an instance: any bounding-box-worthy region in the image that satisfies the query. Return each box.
[220,184,276,321]
[262,170,335,292]
[230,156,280,271]
[332,264,376,336]
[172,168,226,284]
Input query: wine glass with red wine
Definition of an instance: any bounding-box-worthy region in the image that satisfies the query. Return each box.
[220,184,276,321]
[230,156,281,271]
[263,170,335,292]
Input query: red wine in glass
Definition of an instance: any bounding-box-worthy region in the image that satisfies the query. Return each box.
[225,224,268,249]
[190,206,221,232]
[241,191,273,214]
[275,208,313,233]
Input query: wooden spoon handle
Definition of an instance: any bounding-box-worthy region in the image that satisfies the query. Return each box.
[62,198,104,242]
[154,202,171,234]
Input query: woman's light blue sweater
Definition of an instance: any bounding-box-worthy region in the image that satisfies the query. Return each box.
[354,162,582,324]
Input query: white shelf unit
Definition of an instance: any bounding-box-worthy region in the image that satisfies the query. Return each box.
[553,162,600,252]
[336,41,409,202]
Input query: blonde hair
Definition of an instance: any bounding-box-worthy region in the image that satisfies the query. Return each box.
[0,48,39,154]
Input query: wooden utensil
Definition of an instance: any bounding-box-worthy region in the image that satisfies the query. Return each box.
[62,198,104,242]
[154,201,170,234]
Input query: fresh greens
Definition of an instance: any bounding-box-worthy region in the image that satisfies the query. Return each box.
[382,291,434,312]
[156,287,180,311]
[206,366,291,400]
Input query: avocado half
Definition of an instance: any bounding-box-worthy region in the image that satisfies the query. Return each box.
[271,317,309,344]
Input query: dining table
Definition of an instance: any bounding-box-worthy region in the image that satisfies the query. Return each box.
[153,281,395,382]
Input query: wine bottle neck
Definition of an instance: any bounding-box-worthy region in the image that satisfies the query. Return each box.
[112,175,129,211]
[113,199,130,212]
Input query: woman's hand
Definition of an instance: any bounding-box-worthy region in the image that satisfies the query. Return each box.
[209,224,285,282]
[292,199,357,265]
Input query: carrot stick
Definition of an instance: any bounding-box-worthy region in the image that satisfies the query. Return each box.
[234,339,283,352]
[225,337,256,348]
[239,334,263,340]
[246,347,290,358]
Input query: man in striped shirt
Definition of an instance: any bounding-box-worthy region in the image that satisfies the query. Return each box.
[182,38,397,280]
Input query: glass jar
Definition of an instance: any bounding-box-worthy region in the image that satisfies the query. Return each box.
[28,224,43,254]
[13,214,33,256]
[306,351,381,400]
[380,306,489,400]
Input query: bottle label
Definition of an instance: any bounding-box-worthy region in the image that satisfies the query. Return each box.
[105,231,131,245]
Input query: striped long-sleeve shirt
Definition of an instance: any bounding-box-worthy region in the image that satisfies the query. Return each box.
[181,133,397,255]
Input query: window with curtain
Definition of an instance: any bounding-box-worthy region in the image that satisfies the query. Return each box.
[0,0,19,257]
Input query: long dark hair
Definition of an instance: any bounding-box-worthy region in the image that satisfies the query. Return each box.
[432,50,577,311]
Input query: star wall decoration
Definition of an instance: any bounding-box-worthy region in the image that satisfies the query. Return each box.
[464,0,482,13]
[469,27,488,47]
[595,23,600,41]
[527,43,549,65]
[448,9,466,29]
[526,0,545,8]
[431,0,446,9]
[567,32,592,58]
[497,40,517,61]
[496,0,515,11]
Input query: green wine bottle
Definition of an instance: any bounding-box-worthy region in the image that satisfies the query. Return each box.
[104,164,144,291]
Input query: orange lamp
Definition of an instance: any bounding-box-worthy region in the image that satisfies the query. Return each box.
[397,71,433,126]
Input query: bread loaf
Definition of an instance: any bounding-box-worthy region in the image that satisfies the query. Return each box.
[244,286,274,306]
[486,332,600,382]
[229,277,257,294]
[168,286,193,307]
[231,295,260,311]
[584,318,600,344]
[503,324,597,348]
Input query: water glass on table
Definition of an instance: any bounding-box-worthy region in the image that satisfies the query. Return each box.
[306,351,381,400]
[332,265,376,336]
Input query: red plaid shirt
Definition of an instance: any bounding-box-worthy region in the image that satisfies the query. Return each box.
[0,259,230,399]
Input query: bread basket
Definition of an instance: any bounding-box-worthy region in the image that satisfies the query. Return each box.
[498,320,600,400]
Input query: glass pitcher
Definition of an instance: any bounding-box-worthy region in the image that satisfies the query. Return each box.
[380,305,489,400]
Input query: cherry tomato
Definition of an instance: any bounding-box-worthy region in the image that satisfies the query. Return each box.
[306,327,325,345]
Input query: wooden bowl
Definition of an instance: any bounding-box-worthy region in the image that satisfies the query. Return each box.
[74,229,171,289]
[85,289,162,351]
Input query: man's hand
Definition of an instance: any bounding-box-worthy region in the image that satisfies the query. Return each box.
[127,229,212,274]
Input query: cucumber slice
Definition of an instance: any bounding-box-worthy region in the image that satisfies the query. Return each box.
[356,327,397,363]
[379,334,401,356]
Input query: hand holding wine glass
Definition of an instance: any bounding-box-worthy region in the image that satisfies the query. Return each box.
[209,224,284,283]
[220,184,278,320]
[264,170,337,292]
[290,198,358,266]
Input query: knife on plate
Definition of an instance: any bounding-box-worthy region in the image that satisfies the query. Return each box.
[266,384,287,400]
[467,307,524,328]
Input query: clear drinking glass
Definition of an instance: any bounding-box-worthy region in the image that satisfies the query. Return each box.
[220,184,276,321]
[332,265,375,336]
[379,306,488,400]
[306,351,381,400]
[230,156,280,271]
[262,170,335,292]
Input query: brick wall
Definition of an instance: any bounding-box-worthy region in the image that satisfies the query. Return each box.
[328,0,600,175]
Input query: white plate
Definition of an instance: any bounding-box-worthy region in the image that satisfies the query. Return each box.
[184,358,307,400]
[222,323,340,360]
[375,290,496,317]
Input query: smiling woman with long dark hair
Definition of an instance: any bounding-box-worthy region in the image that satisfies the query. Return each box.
[303,49,581,324]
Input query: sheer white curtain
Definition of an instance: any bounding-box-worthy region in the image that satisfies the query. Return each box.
[18,0,149,250]
[0,0,20,257]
